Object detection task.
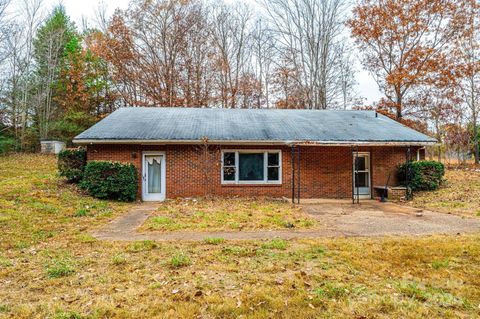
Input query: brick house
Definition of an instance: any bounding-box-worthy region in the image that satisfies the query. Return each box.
[73,108,436,201]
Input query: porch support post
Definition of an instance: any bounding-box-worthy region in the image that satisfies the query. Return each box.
[406,146,412,200]
[297,145,300,204]
[291,145,295,204]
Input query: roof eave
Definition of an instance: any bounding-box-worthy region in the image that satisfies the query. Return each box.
[73,139,437,147]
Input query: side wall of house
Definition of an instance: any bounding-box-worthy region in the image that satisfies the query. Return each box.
[86,144,417,199]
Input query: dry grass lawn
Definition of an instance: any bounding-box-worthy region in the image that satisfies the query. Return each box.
[409,169,480,217]
[141,198,317,232]
[1,154,480,318]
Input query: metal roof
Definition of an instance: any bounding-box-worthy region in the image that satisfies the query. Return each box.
[73,107,436,145]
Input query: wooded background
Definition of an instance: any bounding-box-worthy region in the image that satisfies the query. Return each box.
[0,0,478,164]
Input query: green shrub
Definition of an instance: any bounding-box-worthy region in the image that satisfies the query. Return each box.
[58,148,86,183]
[0,135,16,154]
[398,160,445,191]
[79,161,138,202]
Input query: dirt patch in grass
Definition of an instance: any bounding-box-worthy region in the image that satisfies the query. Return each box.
[408,169,480,217]
[139,198,317,232]
[1,154,480,318]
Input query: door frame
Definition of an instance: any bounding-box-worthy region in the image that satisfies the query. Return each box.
[352,151,371,199]
[142,151,166,201]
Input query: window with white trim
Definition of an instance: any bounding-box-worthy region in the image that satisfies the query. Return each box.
[222,150,281,184]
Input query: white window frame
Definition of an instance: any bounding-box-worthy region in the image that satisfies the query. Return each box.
[221,150,282,185]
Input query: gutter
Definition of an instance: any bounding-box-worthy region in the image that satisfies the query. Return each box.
[73,139,437,147]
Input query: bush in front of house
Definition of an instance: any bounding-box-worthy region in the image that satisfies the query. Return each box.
[398,160,445,191]
[58,148,87,183]
[79,161,138,202]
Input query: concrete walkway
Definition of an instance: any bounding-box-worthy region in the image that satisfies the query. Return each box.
[303,201,480,237]
[91,201,480,241]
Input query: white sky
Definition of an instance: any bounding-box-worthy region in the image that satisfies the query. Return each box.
[41,0,383,105]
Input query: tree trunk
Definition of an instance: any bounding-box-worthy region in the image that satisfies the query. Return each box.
[473,114,479,164]
[395,93,403,120]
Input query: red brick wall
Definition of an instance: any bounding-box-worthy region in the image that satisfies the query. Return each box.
[86,144,417,199]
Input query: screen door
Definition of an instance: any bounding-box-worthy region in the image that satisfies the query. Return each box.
[353,152,371,197]
[142,152,166,201]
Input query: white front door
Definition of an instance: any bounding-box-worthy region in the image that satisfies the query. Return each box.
[142,152,166,201]
[353,152,371,198]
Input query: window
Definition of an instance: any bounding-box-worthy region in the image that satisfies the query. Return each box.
[222,150,281,184]
[239,153,264,181]
[267,152,280,181]
[223,152,236,181]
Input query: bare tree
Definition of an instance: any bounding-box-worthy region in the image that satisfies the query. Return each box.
[36,28,64,139]
[180,3,213,107]
[416,83,460,162]
[19,0,43,146]
[100,0,212,107]
[209,2,253,108]
[96,0,354,110]
[0,0,12,95]
[251,18,275,108]
[0,0,9,42]
[262,0,352,109]
[32,5,75,140]
[93,1,109,32]
[0,0,43,148]
[336,42,357,109]
[454,0,480,164]
[2,23,24,140]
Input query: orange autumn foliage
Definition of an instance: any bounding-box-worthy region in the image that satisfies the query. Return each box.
[348,0,471,120]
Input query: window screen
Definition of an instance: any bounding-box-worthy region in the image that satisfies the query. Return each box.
[355,157,366,171]
[223,152,236,181]
[239,153,264,181]
[355,172,369,187]
[267,152,280,181]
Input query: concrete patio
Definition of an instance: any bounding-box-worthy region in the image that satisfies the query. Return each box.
[91,200,480,241]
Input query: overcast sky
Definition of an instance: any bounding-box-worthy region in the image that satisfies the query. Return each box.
[42,0,382,105]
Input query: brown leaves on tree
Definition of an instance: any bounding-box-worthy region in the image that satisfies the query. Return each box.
[93,0,259,108]
[348,0,471,120]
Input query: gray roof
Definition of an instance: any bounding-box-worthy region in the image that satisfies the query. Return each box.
[73,107,436,145]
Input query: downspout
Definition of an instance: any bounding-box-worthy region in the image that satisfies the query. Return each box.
[351,146,355,204]
[297,145,300,204]
[291,145,295,204]
[356,146,359,204]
